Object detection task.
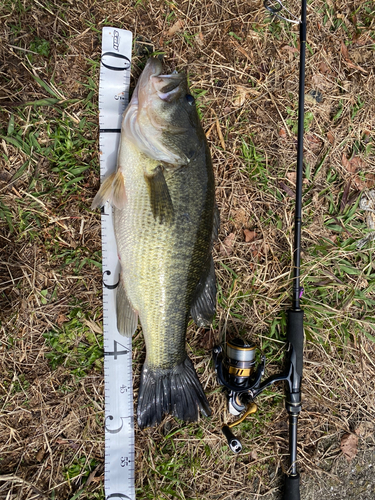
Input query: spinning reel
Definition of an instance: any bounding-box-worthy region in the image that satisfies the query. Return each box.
[213,331,301,455]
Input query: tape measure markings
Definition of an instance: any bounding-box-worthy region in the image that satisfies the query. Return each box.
[99,27,135,500]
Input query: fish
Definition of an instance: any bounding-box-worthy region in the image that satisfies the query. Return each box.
[92,58,219,428]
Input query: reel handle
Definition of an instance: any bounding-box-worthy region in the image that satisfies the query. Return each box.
[221,425,242,453]
[282,473,300,500]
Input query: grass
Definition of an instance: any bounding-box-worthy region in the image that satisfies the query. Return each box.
[0,0,375,499]
[43,306,103,378]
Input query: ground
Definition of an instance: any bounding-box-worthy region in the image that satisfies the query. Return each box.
[0,0,375,499]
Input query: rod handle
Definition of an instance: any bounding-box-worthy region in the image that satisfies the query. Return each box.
[282,473,300,500]
[287,310,304,378]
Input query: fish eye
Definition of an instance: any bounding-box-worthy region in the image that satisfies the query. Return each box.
[185,94,195,105]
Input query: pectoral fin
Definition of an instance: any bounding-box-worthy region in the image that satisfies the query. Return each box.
[145,166,174,224]
[190,256,216,327]
[91,170,126,210]
[116,278,138,337]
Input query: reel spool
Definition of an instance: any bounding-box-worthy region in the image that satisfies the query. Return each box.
[221,339,257,414]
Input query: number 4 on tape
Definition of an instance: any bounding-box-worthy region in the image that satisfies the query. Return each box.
[105,341,130,359]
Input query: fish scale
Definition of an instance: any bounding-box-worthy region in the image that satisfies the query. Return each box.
[114,139,209,370]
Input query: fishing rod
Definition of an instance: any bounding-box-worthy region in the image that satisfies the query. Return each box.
[213,0,306,498]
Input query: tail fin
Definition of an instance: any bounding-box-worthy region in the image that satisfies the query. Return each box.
[137,356,211,429]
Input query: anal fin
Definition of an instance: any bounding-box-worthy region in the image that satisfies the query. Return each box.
[145,166,174,224]
[190,255,216,327]
[116,278,138,337]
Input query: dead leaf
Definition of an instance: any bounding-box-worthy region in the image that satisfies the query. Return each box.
[319,62,330,74]
[341,40,350,60]
[327,131,335,144]
[341,40,368,73]
[243,229,257,243]
[167,19,183,37]
[195,32,204,46]
[350,156,365,171]
[281,45,299,54]
[330,235,338,244]
[311,73,329,90]
[234,85,259,106]
[342,153,350,170]
[232,208,248,227]
[305,134,322,152]
[355,421,375,438]
[286,172,308,185]
[220,233,235,256]
[279,128,287,139]
[36,447,45,462]
[340,432,358,461]
[354,173,375,190]
[57,314,67,326]
[249,240,268,260]
[234,86,249,107]
[363,130,371,141]
[200,329,214,350]
[342,154,371,189]
[342,153,360,173]
[279,181,295,198]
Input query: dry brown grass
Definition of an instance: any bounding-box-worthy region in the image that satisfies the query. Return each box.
[1,0,375,499]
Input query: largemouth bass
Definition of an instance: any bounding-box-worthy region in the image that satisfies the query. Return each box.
[92,58,218,428]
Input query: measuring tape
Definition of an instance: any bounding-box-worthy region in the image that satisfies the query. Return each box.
[98,27,135,500]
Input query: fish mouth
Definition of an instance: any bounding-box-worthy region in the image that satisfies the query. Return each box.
[136,58,184,104]
[151,72,183,102]
[123,58,189,166]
